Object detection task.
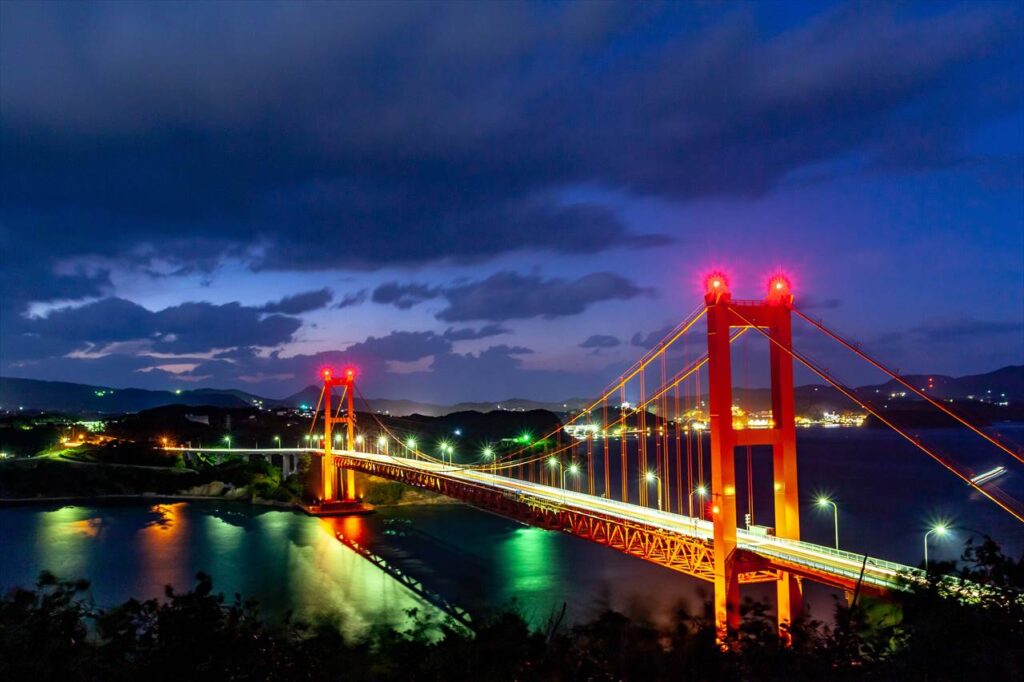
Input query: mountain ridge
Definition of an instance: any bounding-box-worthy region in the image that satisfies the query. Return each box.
[1,365,1020,417]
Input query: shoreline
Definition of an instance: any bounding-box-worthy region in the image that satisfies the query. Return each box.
[0,491,461,511]
[0,492,300,510]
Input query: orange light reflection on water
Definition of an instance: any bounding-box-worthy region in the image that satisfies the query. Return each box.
[138,502,190,593]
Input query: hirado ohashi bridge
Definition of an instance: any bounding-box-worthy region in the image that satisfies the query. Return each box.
[169,272,1024,642]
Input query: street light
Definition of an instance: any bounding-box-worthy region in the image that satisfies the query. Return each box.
[377,435,388,454]
[406,437,417,458]
[567,463,580,496]
[924,523,949,569]
[438,441,454,465]
[695,484,708,519]
[223,435,231,448]
[816,496,839,549]
[482,446,495,475]
[645,471,663,511]
[273,435,281,448]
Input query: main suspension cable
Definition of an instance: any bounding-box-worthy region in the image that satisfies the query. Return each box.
[793,306,1024,464]
[729,305,1024,524]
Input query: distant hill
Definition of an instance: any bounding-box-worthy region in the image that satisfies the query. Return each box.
[2,365,1020,417]
[0,377,257,414]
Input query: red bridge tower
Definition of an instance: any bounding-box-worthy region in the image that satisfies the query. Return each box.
[320,367,357,502]
[705,273,802,640]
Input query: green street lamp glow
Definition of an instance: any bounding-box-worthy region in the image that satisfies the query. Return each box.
[924,523,949,569]
[816,496,839,549]
[223,435,231,448]
[438,441,454,465]
[273,435,281,447]
[645,471,663,511]
[482,447,496,475]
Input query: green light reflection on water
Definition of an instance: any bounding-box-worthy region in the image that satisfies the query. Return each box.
[497,527,562,605]
[35,505,103,579]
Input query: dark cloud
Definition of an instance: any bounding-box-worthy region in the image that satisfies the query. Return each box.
[259,288,333,314]
[11,297,302,359]
[579,334,620,349]
[442,324,511,341]
[343,331,451,363]
[631,325,675,347]
[909,317,1024,344]
[371,282,442,310]
[2,1,1018,306]
[334,289,368,309]
[437,271,651,322]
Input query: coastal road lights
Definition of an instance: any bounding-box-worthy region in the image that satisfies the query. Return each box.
[924,523,949,569]
[816,496,840,549]
[645,471,663,511]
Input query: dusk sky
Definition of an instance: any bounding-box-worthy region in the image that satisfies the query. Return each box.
[1,1,1021,403]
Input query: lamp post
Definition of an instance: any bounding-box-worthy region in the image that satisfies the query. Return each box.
[273,435,281,449]
[816,496,839,549]
[406,438,417,459]
[377,435,388,455]
[924,524,949,569]
[695,484,708,520]
[549,458,578,501]
[645,471,663,511]
[439,441,454,465]
[223,435,231,449]
[482,447,495,475]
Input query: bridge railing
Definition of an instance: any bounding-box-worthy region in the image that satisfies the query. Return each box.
[344,449,928,588]
[737,530,926,582]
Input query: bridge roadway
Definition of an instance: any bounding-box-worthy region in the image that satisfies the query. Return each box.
[169,446,924,594]
[333,449,925,595]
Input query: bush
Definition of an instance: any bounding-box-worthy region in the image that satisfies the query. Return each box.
[2,539,1021,680]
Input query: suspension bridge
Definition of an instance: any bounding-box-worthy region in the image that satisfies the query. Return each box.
[169,272,1024,642]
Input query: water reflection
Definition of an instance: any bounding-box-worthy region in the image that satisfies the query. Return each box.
[497,527,561,603]
[35,505,104,578]
[137,503,190,594]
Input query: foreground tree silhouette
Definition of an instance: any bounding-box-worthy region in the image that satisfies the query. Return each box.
[1,539,1021,681]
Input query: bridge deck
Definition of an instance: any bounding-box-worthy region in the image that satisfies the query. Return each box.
[334,449,924,594]
[169,446,924,593]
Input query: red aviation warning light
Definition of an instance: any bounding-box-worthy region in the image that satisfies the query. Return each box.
[344,367,356,382]
[766,273,793,306]
[704,271,731,304]
[322,368,333,381]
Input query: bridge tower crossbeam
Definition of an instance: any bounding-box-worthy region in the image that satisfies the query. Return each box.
[705,273,801,641]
